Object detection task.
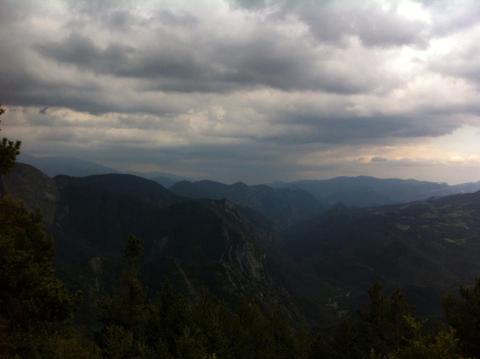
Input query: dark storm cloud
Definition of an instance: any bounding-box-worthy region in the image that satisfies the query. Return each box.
[36,26,378,95]
[262,111,461,146]
[0,69,179,116]
[36,34,134,75]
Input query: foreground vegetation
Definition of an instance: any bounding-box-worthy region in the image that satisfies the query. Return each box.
[3,199,480,359]
[2,107,480,358]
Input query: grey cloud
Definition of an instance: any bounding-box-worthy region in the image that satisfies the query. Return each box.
[422,0,480,36]
[2,0,400,118]
[0,28,185,115]
[431,42,480,89]
[261,104,463,145]
[0,0,41,24]
[0,65,181,116]
[36,33,134,75]
[36,27,382,95]
[228,0,272,10]
[298,2,428,48]
[65,0,136,16]
[3,0,480,184]
[155,10,199,27]
[231,0,428,47]
[370,156,388,162]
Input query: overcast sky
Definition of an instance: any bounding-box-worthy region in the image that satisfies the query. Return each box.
[2,0,480,184]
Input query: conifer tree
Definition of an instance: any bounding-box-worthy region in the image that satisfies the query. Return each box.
[444,277,480,358]
[0,105,97,358]
[0,106,21,175]
[99,235,150,357]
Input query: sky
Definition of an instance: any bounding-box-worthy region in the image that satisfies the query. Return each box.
[2,0,480,184]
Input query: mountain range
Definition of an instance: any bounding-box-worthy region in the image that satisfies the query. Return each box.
[18,154,117,178]
[19,153,480,208]
[4,162,480,326]
[2,163,300,320]
[18,154,187,187]
[274,176,480,207]
[170,180,322,229]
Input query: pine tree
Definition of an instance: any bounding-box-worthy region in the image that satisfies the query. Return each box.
[99,235,150,357]
[0,105,98,358]
[309,284,465,359]
[0,106,21,175]
[444,277,480,358]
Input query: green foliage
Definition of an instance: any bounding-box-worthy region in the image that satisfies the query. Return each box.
[101,324,154,359]
[94,237,310,358]
[99,235,150,357]
[124,234,144,268]
[0,197,78,357]
[1,215,478,359]
[0,106,21,175]
[444,277,480,358]
[391,326,464,359]
[0,117,99,358]
[309,284,465,359]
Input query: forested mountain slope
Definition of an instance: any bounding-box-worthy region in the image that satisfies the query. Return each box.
[282,191,480,317]
[2,164,300,320]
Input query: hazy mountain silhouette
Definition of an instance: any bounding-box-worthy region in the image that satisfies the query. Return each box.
[19,154,116,177]
[171,179,323,228]
[274,176,480,207]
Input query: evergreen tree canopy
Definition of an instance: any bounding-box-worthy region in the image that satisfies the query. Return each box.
[0,105,98,358]
[445,278,480,358]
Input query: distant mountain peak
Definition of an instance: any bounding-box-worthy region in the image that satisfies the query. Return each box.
[19,154,116,177]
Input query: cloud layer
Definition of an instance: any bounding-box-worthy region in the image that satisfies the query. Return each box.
[2,0,480,183]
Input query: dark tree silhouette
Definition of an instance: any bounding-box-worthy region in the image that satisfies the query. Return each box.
[0,106,21,175]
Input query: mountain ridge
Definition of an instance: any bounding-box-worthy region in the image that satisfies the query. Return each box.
[1,163,303,321]
[170,179,323,229]
[274,176,480,207]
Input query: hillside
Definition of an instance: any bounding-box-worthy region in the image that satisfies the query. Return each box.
[282,190,480,318]
[55,173,179,208]
[1,164,300,319]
